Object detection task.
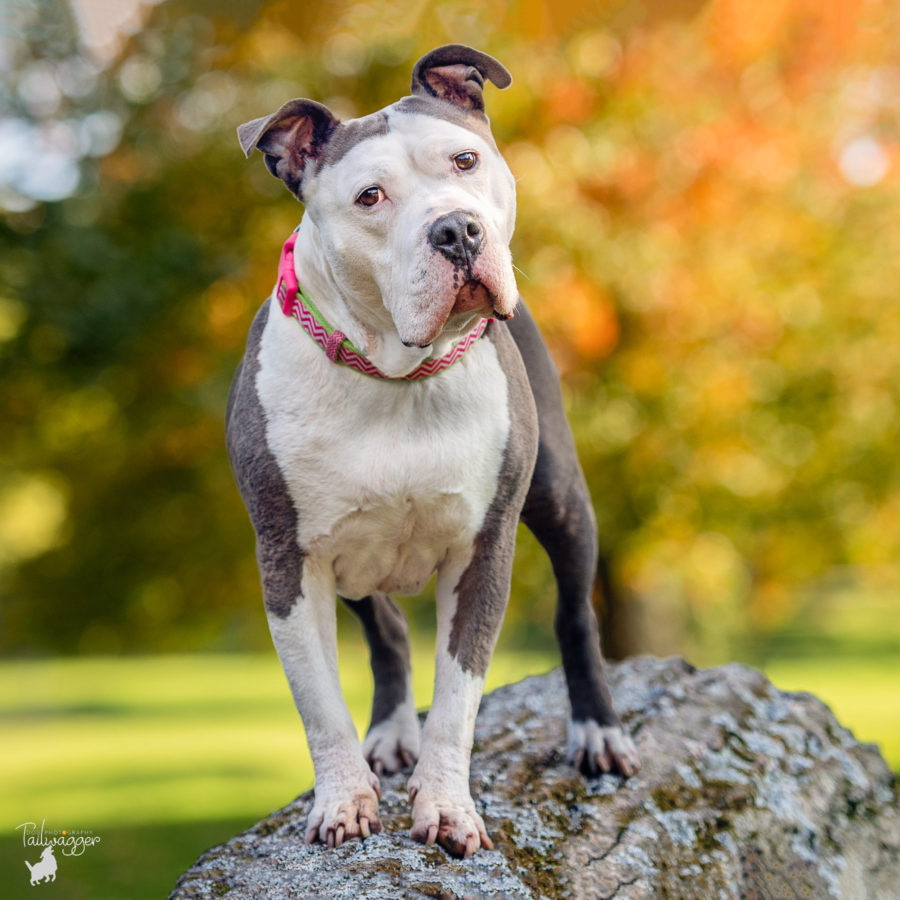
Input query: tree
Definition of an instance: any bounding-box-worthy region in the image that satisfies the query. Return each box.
[2,0,898,660]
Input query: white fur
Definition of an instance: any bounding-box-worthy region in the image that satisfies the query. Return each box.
[294,111,518,375]
[267,576,381,846]
[256,308,510,601]
[258,317,510,844]
[405,550,502,854]
[253,107,519,849]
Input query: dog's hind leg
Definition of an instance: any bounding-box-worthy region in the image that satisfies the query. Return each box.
[341,593,420,774]
[509,305,642,778]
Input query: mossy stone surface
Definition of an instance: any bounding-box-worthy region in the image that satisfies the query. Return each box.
[169,658,899,899]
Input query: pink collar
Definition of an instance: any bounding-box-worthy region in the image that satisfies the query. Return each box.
[275,232,491,381]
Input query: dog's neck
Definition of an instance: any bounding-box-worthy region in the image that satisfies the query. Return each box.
[291,217,468,379]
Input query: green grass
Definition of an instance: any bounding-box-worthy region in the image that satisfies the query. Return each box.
[1,818,252,900]
[765,656,900,770]
[0,642,556,899]
[1,644,896,899]
[0,645,557,829]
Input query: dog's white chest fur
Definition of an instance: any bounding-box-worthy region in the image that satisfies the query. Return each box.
[255,307,510,599]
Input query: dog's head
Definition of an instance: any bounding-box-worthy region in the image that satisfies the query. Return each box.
[238,45,518,348]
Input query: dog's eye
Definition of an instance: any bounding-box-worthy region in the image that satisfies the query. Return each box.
[453,151,478,171]
[356,186,384,207]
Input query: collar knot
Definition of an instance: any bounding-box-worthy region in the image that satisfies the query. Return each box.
[324,329,346,362]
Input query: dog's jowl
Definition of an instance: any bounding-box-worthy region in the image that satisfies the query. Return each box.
[228,44,641,858]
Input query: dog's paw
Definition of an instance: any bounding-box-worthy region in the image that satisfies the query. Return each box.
[407,777,493,858]
[363,702,420,775]
[567,719,642,778]
[304,771,382,848]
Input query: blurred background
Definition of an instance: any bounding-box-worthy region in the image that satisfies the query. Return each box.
[2,0,898,896]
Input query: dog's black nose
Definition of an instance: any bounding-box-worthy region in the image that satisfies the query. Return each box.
[428,211,483,265]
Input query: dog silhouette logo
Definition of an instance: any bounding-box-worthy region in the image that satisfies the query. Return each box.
[24,845,57,885]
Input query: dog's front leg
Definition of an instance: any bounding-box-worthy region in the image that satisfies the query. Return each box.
[408,541,514,858]
[267,564,382,848]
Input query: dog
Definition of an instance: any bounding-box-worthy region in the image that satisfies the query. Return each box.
[25,846,57,885]
[229,44,641,859]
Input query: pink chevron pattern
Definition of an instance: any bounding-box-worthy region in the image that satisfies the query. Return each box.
[275,232,492,381]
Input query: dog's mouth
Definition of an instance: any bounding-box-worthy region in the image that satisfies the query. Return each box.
[452,279,493,314]
[401,278,513,349]
[454,278,514,322]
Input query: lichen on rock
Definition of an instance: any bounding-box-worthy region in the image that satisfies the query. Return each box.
[169,657,899,899]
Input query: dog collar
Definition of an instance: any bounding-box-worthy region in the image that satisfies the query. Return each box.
[275,232,491,381]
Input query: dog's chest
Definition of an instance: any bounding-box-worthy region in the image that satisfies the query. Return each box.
[256,312,511,598]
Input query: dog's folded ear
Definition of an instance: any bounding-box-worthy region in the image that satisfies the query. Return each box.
[237,99,338,199]
[411,44,511,113]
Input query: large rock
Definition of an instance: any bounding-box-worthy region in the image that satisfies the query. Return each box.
[169,657,898,899]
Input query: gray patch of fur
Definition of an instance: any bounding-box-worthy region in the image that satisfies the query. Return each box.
[389,95,499,151]
[447,319,538,675]
[342,593,412,728]
[226,300,304,618]
[312,112,390,175]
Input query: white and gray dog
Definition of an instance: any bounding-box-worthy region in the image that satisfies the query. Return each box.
[228,44,641,858]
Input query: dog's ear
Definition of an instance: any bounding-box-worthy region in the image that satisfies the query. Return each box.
[237,99,339,199]
[411,44,511,113]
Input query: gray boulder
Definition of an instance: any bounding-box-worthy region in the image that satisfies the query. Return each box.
[169,656,899,899]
